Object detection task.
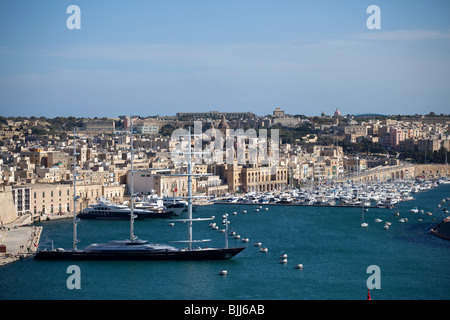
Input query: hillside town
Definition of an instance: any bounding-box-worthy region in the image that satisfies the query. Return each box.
[0,108,449,225]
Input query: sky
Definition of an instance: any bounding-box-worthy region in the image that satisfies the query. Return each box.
[0,0,449,118]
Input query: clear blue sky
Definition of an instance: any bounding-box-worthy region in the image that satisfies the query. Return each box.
[1,0,449,118]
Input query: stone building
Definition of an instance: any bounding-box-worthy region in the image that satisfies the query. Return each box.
[0,186,18,225]
[26,183,124,216]
[218,163,288,193]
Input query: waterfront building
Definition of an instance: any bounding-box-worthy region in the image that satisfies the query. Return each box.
[24,183,124,216]
[217,163,288,193]
[128,169,192,198]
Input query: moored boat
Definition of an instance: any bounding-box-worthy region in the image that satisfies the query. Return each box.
[78,198,177,219]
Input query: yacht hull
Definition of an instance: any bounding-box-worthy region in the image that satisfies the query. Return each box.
[430,217,450,241]
[34,247,245,261]
[77,210,176,220]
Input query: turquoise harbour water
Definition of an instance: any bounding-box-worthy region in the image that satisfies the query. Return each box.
[1,184,450,300]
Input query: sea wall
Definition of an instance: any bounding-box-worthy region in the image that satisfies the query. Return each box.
[414,164,450,179]
[0,186,18,225]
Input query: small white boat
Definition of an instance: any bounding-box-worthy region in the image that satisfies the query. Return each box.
[260,247,268,253]
[361,207,368,227]
[374,218,382,223]
[410,207,419,213]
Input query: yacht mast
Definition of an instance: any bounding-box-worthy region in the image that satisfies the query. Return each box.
[187,128,193,250]
[168,128,213,250]
[73,128,79,251]
[130,119,136,242]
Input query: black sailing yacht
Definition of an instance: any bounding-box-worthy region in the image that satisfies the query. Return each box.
[34,127,245,261]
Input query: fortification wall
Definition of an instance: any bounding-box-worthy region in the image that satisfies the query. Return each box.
[0,186,18,225]
[414,164,450,179]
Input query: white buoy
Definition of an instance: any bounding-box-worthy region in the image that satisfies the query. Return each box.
[294,264,303,270]
[260,247,268,253]
[254,242,262,247]
[218,270,227,276]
